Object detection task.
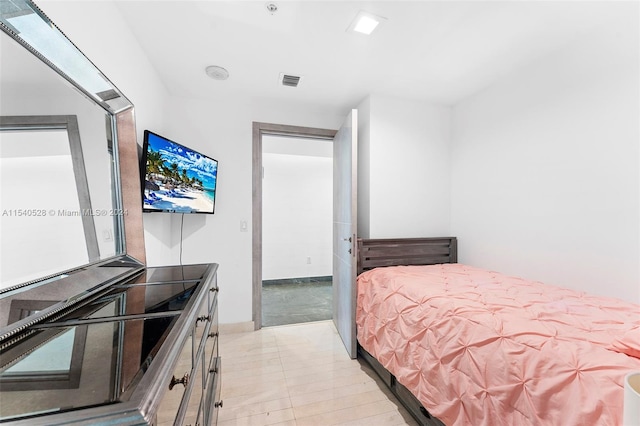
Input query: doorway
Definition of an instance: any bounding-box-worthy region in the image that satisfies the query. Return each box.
[261,134,333,326]
[252,123,337,330]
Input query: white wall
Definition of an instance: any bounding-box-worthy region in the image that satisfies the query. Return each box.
[11,0,344,323]
[35,1,639,326]
[38,0,173,264]
[262,146,333,280]
[132,92,344,324]
[39,1,168,141]
[152,97,343,324]
[358,94,451,238]
[451,17,640,303]
[31,0,347,323]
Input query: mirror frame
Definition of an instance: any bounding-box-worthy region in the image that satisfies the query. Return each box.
[0,0,146,338]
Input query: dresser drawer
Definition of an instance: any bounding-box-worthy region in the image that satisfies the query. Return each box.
[207,274,219,312]
[179,355,205,426]
[195,291,218,343]
[208,300,218,340]
[203,357,222,426]
[156,327,195,425]
[179,289,218,425]
[195,297,217,362]
[208,296,218,341]
[205,331,219,388]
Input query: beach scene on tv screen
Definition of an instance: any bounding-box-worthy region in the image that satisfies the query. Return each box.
[143,133,217,213]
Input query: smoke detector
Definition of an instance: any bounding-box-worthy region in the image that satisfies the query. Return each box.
[265,2,278,14]
[205,65,229,80]
[279,72,303,88]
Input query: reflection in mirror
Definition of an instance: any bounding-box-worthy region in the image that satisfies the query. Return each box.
[1,116,99,288]
[0,326,87,391]
[0,0,131,113]
[0,0,132,294]
[0,321,119,419]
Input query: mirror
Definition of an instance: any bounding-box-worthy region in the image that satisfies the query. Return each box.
[1,115,103,287]
[0,0,143,333]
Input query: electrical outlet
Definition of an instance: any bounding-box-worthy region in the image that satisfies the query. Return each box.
[307,257,311,264]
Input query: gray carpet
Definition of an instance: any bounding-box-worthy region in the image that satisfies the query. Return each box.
[262,277,332,327]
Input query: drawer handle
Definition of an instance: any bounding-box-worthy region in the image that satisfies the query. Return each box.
[196,315,211,324]
[209,367,218,374]
[208,331,219,338]
[214,400,223,408]
[169,373,189,390]
[210,287,219,293]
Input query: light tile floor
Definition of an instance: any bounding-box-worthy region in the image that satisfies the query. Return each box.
[218,320,418,426]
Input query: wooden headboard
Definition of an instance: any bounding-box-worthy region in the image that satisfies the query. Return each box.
[357,237,457,275]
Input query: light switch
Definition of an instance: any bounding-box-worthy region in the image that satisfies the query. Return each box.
[240,220,248,232]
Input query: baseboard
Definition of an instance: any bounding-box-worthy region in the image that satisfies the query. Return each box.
[219,321,255,334]
[262,276,332,285]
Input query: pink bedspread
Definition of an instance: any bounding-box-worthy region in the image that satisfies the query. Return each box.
[356,264,640,426]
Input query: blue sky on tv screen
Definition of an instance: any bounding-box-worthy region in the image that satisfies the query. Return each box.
[147,133,217,190]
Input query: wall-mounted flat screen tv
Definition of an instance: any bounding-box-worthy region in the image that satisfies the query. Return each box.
[141,130,218,214]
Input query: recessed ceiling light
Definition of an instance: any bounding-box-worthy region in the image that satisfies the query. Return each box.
[205,65,229,80]
[347,11,386,35]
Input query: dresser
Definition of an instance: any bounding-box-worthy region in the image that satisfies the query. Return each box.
[0,261,222,426]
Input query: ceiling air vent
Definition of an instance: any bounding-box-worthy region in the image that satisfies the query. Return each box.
[279,73,303,88]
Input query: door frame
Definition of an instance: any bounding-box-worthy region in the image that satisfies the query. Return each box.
[252,122,337,330]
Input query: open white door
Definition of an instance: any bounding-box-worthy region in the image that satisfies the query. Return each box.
[332,109,357,359]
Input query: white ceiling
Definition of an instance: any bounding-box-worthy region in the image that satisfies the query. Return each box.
[113,1,624,111]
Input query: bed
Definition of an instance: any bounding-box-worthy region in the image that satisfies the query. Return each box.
[355,237,640,426]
